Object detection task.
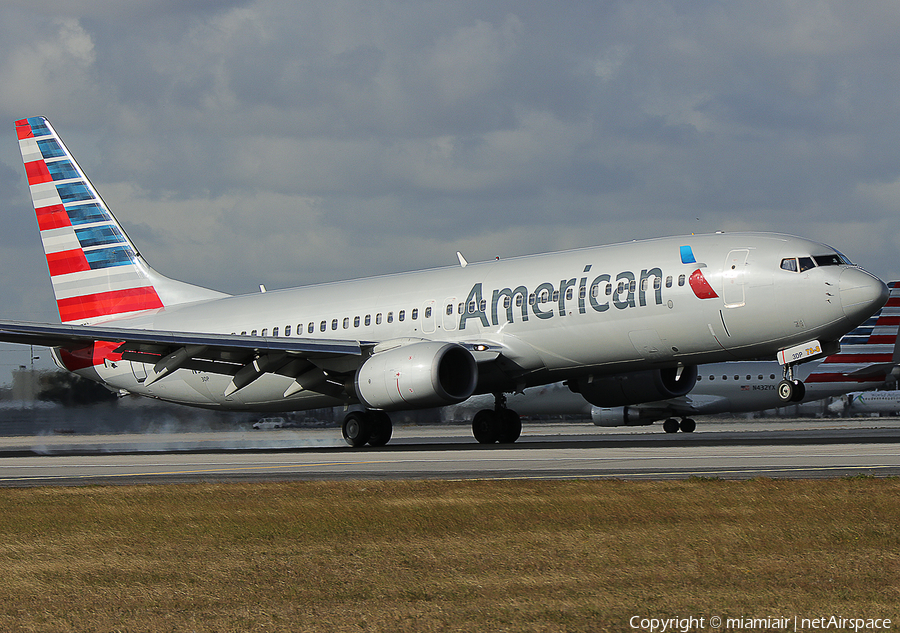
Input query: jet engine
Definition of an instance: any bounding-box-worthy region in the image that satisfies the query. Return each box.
[569,366,698,407]
[355,341,478,410]
[590,406,654,427]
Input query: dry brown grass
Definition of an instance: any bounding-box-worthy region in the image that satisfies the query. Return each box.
[0,478,898,632]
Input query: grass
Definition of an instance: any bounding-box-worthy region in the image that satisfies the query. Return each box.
[0,478,898,632]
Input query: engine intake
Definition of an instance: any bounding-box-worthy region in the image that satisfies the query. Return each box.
[355,341,478,410]
[570,366,698,407]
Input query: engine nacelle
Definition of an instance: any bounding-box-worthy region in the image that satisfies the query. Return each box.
[570,366,698,407]
[355,341,478,410]
[591,406,654,427]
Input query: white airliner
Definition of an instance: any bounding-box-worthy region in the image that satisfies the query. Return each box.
[828,391,900,416]
[450,281,900,432]
[0,116,889,447]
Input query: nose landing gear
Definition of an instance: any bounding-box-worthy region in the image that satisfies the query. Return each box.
[777,364,806,404]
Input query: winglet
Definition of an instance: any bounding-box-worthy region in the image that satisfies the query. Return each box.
[457,251,468,268]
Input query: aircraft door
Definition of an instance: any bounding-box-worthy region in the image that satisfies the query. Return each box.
[442,297,458,331]
[423,300,436,334]
[723,249,749,308]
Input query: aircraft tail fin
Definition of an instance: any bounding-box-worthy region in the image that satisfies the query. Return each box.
[15,116,226,325]
[807,280,900,386]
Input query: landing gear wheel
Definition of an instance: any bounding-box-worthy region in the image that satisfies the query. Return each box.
[790,379,806,403]
[367,411,393,447]
[679,418,696,433]
[497,409,522,444]
[663,418,680,434]
[777,379,807,403]
[472,409,500,444]
[342,411,371,447]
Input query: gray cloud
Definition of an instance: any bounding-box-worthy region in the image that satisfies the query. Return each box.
[1,1,899,340]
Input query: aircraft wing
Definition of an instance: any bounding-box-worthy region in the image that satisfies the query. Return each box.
[0,320,367,396]
[627,394,730,419]
[0,320,504,397]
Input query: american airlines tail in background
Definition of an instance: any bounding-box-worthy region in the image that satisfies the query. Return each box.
[0,116,890,447]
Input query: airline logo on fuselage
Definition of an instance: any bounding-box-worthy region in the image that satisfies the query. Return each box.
[459,259,718,330]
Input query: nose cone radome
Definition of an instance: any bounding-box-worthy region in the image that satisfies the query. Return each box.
[840,268,889,323]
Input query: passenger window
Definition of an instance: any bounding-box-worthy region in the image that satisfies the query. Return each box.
[376,313,382,325]
[285,325,291,337]
[480,300,487,311]
[529,293,536,305]
[251,329,257,336]
[365,315,371,326]
[678,275,686,286]
[308,323,314,334]
[354,316,360,327]
[261,328,267,337]
[241,331,247,335]
[320,321,326,332]
[516,295,524,307]
[666,276,673,288]
[398,310,405,322]
[343,317,349,329]
[458,303,464,314]
[781,258,798,272]
[272,327,278,337]
[629,280,636,292]
[605,284,612,295]
[653,277,662,290]
[424,308,431,319]
[551,291,559,302]
[387,312,393,323]
[331,319,338,330]
[412,309,418,319]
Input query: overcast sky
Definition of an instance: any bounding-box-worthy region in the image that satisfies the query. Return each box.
[1,1,900,378]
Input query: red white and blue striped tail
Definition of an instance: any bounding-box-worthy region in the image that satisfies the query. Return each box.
[16,116,225,324]
[807,280,900,387]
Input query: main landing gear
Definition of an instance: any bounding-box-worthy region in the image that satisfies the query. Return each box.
[472,394,522,444]
[662,417,696,433]
[341,410,393,447]
[777,364,806,404]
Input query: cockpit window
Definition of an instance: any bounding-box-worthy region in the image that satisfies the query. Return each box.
[813,253,848,267]
[780,258,798,272]
[798,257,815,272]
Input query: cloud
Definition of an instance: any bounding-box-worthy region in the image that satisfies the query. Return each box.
[0,0,899,339]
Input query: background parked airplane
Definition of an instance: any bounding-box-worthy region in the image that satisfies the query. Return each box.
[448,286,900,432]
[0,117,889,446]
[828,391,900,416]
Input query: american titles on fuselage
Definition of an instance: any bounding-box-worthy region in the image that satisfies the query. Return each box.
[236,264,710,338]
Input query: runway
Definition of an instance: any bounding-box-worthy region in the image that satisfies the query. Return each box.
[1,418,899,486]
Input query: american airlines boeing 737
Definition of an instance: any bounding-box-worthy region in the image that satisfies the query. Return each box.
[0,117,889,447]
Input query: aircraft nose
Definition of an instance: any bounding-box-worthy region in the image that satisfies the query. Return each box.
[839,267,889,322]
